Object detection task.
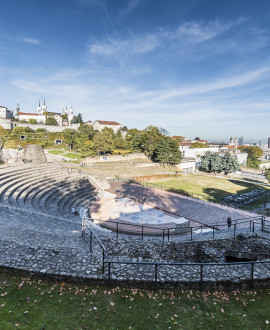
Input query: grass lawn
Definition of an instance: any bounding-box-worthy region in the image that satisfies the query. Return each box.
[48,150,64,155]
[148,174,269,203]
[61,153,83,160]
[0,273,270,329]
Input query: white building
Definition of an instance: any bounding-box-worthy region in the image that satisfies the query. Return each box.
[0,106,13,119]
[93,120,122,133]
[15,100,75,126]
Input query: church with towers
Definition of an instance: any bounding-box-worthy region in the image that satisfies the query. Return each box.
[15,99,75,126]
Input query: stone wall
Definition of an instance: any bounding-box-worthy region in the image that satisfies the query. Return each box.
[1,145,46,165]
[14,123,80,132]
[84,153,148,164]
[23,145,47,164]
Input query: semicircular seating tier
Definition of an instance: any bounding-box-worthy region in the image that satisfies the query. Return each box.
[0,163,97,219]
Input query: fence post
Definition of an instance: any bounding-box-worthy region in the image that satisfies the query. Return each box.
[155,264,158,285]
[90,231,93,253]
[168,229,170,242]
[142,226,144,240]
[190,227,193,241]
[116,222,119,239]
[108,262,111,282]
[162,229,165,244]
[234,224,236,237]
[262,216,265,231]
[250,220,252,232]
[250,262,254,290]
[200,264,203,291]
[212,226,215,239]
[82,218,84,237]
[102,250,105,274]
[252,221,255,233]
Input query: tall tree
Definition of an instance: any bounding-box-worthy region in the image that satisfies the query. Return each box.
[221,152,240,173]
[45,117,58,126]
[125,129,143,151]
[153,137,182,165]
[141,126,163,158]
[201,151,222,173]
[62,129,77,150]
[240,146,263,168]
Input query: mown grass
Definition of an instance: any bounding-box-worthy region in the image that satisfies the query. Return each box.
[0,273,270,329]
[48,150,64,155]
[149,174,269,203]
[61,153,83,160]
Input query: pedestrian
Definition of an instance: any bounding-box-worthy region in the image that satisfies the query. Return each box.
[227,216,232,228]
[72,206,78,216]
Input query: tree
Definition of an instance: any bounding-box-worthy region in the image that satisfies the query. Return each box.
[265,169,270,182]
[221,152,240,173]
[240,146,263,168]
[28,119,37,124]
[141,126,163,158]
[62,129,77,150]
[172,136,186,143]
[77,125,96,140]
[93,131,114,154]
[45,117,58,126]
[12,127,34,133]
[153,137,182,165]
[72,113,83,124]
[125,129,144,151]
[201,151,222,173]
[158,127,170,136]
[76,140,96,157]
[190,142,209,148]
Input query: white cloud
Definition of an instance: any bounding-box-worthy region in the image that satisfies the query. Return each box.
[21,37,40,45]
[167,17,247,44]
[89,33,160,56]
[120,0,144,16]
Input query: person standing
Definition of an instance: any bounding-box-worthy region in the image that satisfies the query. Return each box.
[227,216,232,228]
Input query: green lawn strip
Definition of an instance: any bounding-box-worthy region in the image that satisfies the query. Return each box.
[148,175,269,203]
[47,150,64,155]
[61,153,83,159]
[0,273,270,329]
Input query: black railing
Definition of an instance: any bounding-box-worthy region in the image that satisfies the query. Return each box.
[82,217,270,288]
[82,217,107,273]
[104,259,270,290]
[86,216,267,243]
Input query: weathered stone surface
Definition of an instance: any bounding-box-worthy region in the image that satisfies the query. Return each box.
[23,144,47,164]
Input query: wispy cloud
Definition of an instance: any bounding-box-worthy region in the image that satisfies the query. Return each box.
[166,17,247,44]
[21,37,40,45]
[88,17,248,60]
[120,0,144,16]
[89,32,160,56]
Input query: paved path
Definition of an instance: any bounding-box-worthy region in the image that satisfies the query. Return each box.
[108,182,260,225]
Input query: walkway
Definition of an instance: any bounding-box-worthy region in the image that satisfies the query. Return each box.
[108,182,260,226]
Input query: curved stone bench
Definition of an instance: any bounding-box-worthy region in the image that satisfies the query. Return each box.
[60,190,96,216]
[6,168,63,206]
[43,181,92,216]
[20,173,79,208]
[0,165,56,201]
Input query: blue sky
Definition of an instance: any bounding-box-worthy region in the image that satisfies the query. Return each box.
[1,0,270,140]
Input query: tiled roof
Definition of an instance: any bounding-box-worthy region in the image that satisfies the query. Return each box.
[178,143,192,146]
[16,112,38,116]
[96,120,121,125]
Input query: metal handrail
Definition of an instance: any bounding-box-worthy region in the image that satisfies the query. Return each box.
[104,258,270,289]
[85,215,267,242]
